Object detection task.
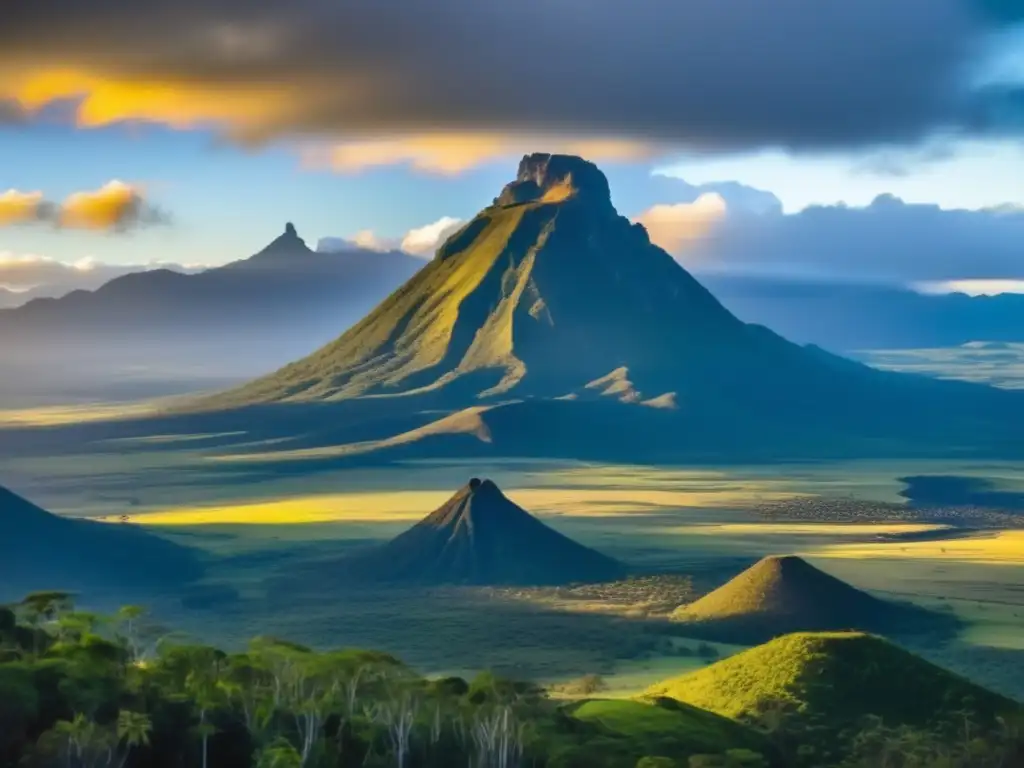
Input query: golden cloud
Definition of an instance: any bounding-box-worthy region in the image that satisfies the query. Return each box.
[0,189,48,225]
[633,194,729,257]
[300,134,658,175]
[10,70,297,134]
[61,180,150,230]
[0,181,167,231]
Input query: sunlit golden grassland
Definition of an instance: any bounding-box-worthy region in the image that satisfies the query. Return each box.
[0,400,163,427]
[808,530,1024,566]
[127,486,807,526]
[101,458,1021,526]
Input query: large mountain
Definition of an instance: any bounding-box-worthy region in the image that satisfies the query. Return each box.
[195,154,1024,464]
[0,226,423,404]
[333,478,625,585]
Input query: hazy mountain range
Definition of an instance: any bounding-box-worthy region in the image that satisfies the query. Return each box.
[0,225,423,405]
[703,275,1024,351]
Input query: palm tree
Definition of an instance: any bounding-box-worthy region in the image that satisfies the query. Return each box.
[53,713,95,768]
[256,739,303,768]
[116,710,152,768]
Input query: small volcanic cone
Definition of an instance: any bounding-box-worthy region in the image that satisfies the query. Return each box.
[339,478,625,585]
[670,555,950,644]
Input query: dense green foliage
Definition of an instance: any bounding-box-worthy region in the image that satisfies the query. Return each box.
[0,594,769,768]
[4,595,1022,767]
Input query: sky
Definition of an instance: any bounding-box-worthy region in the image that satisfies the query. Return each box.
[1,0,1023,296]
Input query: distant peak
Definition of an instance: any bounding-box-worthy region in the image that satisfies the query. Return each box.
[495,153,613,212]
[284,222,298,238]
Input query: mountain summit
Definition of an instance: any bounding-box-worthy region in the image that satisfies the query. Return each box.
[494,153,614,213]
[335,478,625,585]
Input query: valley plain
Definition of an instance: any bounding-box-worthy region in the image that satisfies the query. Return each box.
[4,437,1022,701]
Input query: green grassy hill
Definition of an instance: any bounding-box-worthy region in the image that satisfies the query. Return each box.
[551,698,774,766]
[646,632,1018,727]
[670,555,955,644]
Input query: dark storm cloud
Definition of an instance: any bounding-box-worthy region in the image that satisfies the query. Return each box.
[1,0,1022,152]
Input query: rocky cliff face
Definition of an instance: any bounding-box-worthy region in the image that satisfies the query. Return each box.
[494,153,614,214]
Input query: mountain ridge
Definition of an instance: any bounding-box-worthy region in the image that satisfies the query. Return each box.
[0,224,424,403]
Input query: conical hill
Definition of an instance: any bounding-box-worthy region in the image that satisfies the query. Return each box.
[645,632,1019,744]
[337,478,625,585]
[670,555,951,644]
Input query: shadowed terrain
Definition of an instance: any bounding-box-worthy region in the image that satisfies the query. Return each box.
[0,484,204,599]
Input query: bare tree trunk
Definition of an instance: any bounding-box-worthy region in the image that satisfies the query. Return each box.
[201,709,209,768]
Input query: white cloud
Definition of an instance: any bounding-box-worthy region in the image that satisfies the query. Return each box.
[318,215,467,260]
[400,217,465,256]
[915,279,1024,296]
[0,252,204,304]
[636,187,1024,286]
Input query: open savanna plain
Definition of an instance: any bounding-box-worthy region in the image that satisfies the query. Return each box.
[3,420,1023,702]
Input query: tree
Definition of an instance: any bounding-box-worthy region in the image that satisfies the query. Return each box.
[114,606,147,664]
[19,591,74,656]
[115,710,152,768]
[165,645,228,768]
[255,738,303,768]
[49,713,117,768]
[0,665,38,762]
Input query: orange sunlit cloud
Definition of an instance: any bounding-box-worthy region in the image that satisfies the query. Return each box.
[633,194,729,257]
[60,180,148,230]
[10,69,296,134]
[0,181,166,232]
[0,189,48,225]
[300,134,658,175]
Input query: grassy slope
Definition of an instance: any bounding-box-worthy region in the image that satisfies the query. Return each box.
[569,698,768,753]
[668,555,951,644]
[646,632,1019,724]
[546,698,772,766]
[203,204,544,407]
